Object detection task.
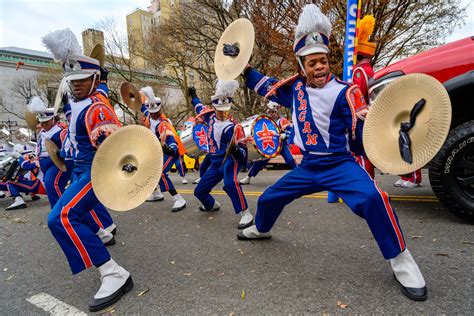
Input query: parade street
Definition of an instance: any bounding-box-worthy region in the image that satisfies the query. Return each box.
[1,170,472,315]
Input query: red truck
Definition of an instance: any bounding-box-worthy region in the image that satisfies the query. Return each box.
[368,36,474,222]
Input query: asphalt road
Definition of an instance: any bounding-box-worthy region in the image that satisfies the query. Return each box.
[1,170,473,315]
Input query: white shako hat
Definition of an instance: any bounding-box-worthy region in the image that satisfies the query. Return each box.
[28,96,55,123]
[140,87,161,113]
[211,80,239,111]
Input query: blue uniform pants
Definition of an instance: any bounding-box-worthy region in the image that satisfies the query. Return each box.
[255,153,406,260]
[7,178,43,196]
[199,153,211,178]
[175,155,186,177]
[248,143,296,177]
[57,160,114,233]
[194,157,248,213]
[42,164,71,207]
[47,167,110,274]
[159,154,179,193]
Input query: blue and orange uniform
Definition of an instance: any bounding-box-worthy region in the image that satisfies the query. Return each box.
[4,154,46,197]
[47,89,121,274]
[243,67,406,260]
[191,95,248,214]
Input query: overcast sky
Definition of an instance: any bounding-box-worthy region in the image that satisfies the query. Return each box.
[0,0,472,53]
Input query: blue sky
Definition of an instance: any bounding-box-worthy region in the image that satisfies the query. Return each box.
[0,0,472,53]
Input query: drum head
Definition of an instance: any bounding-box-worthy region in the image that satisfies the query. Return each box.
[192,123,209,152]
[251,115,281,159]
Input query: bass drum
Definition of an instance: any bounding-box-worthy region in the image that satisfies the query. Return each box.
[241,115,282,161]
[180,123,208,159]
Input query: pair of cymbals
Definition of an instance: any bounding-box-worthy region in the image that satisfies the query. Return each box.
[120,82,142,112]
[363,73,451,175]
[214,18,255,80]
[25,111,38,131]
[45,139,67,172]
[92,125,163,211]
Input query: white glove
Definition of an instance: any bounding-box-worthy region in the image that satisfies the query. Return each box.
[356,108,369,121]
[280,133,287,140]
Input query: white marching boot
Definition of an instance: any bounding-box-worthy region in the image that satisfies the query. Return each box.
[239,176,251,185]
[237,224,272,240]
[146,188,164,202]
[89,259,133,312]
[6,196,27,210]
[97,228,115,247]
[199,201,220,212]
[390,249,427,301]
[238,209,254,229]
[105,223,117,236]
[171,194,186,212]
[0,191,6,198]
[193,177,201,184]
[393,179,404,187]
[181,178,188,184]
[400,180,421,188]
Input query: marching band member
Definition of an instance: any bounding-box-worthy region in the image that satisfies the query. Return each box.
[238,5,427,301]
[141,89,187,212]
[3,144,46,210]
[240,101,297,185]
[43,28,132,312]
[188,81,254,229]
[63,73,118,238]
[28,97,69,207]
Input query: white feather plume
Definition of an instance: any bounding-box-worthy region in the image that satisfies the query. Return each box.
[42,28,81,62]
[215,80,239,98]
[140,86,156,105]
[28,96,47,114]
[295,4,332,39]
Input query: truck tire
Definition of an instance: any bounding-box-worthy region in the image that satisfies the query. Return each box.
[429,121,474,222]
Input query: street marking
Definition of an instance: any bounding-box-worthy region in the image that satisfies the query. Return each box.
[177,190,439,203]
[26,293,87,315]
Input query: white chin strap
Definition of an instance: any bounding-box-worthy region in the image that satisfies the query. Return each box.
[297,57,308,78]
[88,74,97,96]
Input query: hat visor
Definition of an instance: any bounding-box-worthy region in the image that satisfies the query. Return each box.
[37,116,54,123]
[148,106,161,113]
[296,45,329,57]
[213,104,232,111]
[66,73,95,81]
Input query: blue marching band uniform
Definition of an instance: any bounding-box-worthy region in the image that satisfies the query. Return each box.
[30,6,430,310]
[189,81,254,229]
[140,90,187,211]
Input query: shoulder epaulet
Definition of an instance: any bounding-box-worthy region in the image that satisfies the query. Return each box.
[264,74,299,99]
[335,77,351,86]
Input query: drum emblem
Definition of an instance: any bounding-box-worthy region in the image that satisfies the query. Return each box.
[195,127,208,147]
[256,123,276,150]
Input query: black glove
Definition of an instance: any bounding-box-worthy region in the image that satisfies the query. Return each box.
[162,144,175,156]
[61,93,69,106]
[231,146,244,160]
[187,87,197,99]
[100,66,109,82]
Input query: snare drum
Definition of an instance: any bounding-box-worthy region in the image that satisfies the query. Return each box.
[241,115,282,161]
[179,123,209,158]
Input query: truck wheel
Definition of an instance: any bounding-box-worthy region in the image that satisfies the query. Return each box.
[429,121,474,222]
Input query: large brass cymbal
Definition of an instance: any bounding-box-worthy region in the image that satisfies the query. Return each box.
[91,125,163,211]
[363,73,451,175]
[25,110,38,131]
[214,18,255,80]
[45,138,67,172]
[89,43,105,67]
[120,82,142,112]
